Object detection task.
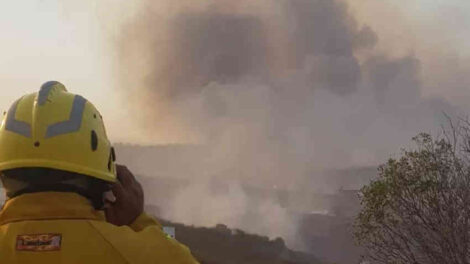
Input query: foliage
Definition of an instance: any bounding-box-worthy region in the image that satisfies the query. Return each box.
[158,219,322,264]
[355,128,470,264]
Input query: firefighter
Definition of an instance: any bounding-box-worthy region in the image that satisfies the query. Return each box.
[0,81,199,264]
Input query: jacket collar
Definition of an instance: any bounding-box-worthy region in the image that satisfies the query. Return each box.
[0,192,105,225]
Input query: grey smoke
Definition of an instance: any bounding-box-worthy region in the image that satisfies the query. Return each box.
[168,13,268,92]
[115,0,465,251]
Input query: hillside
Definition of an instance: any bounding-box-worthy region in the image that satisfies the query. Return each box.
[159,219,322,264]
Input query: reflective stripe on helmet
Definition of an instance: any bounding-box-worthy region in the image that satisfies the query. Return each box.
[38,81,59,105]
[45,95,87,138]
[5,99,31,138]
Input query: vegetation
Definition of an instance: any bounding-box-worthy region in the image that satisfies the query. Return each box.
[159,220,322,264]
[355,121,470,264]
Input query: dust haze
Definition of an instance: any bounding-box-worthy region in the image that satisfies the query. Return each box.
[113,0,469,250]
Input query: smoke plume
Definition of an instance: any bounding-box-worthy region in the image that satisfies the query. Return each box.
[114,0,467,250]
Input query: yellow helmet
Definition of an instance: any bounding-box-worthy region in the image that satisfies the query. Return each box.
[0,81,116,182]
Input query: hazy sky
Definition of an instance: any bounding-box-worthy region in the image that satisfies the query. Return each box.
[0,0,139,142]
[1,0,469,145]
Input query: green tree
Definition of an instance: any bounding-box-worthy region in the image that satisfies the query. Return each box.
[355,130,470,264]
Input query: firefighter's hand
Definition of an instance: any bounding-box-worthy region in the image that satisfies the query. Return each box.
[105,165,144,226]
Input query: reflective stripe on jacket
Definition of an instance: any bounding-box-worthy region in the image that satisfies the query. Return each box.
[0,192,199,264]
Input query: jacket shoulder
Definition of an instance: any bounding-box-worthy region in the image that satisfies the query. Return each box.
[88,220,198,264]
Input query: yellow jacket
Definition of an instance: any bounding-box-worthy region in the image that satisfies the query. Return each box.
[0,192,199,264]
